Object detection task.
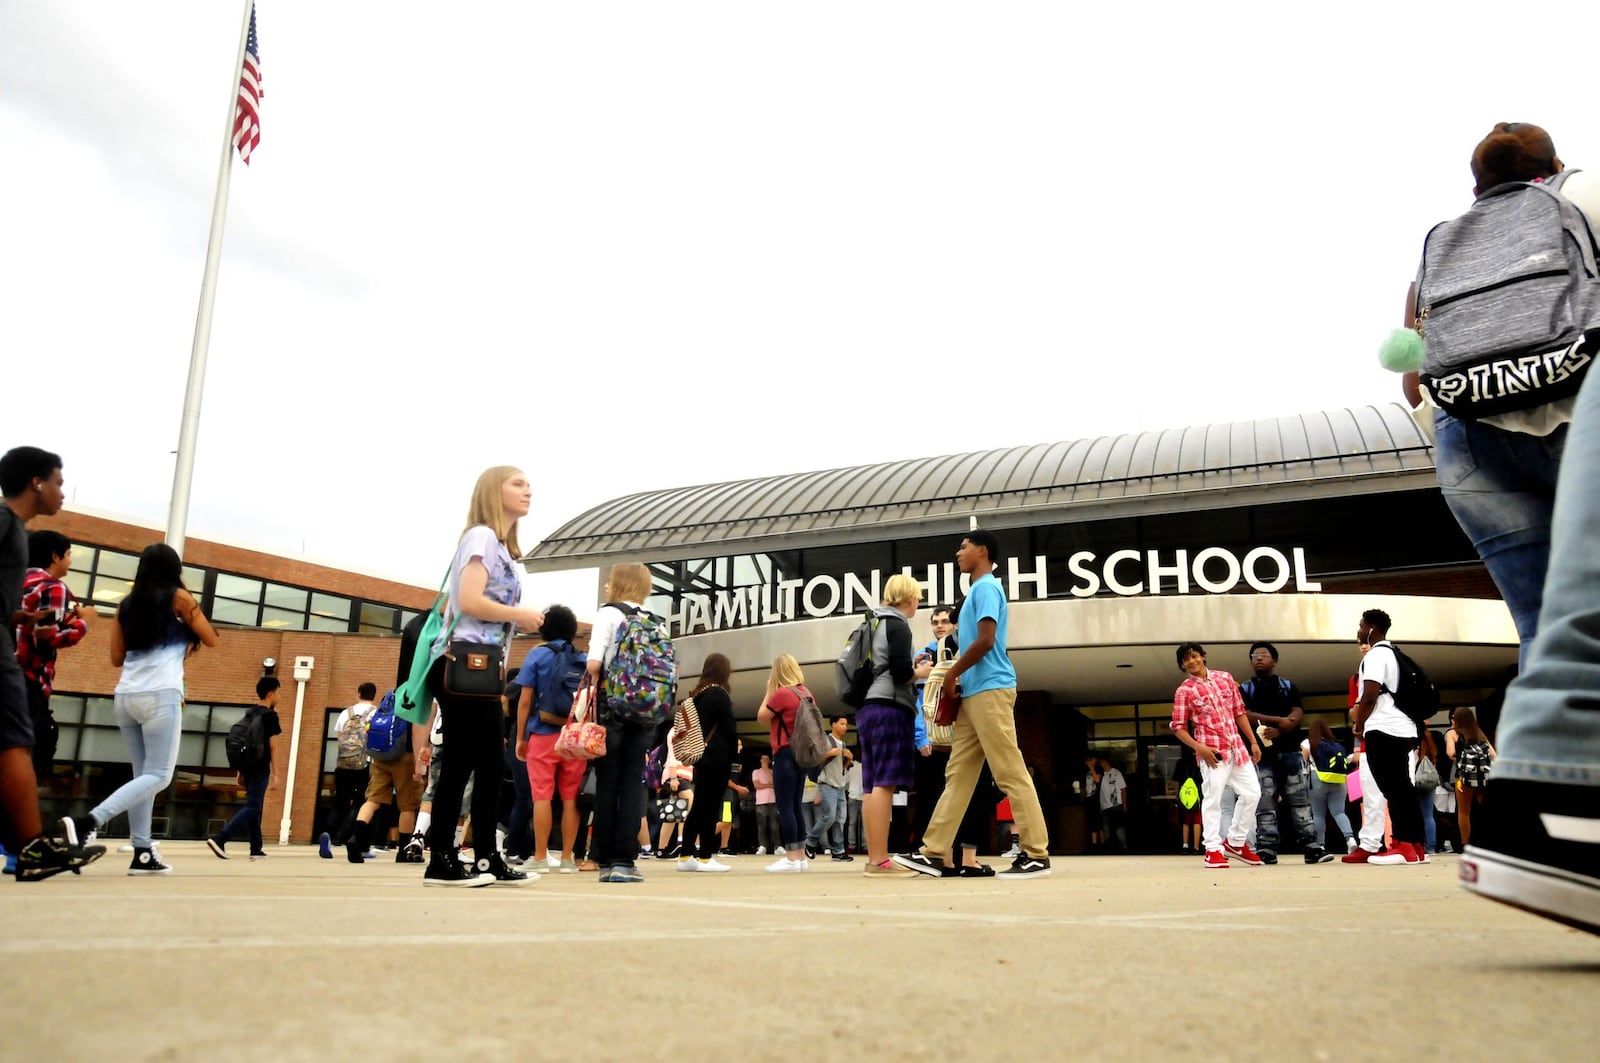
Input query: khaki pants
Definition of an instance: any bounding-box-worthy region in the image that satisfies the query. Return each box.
[919,687,1049,861]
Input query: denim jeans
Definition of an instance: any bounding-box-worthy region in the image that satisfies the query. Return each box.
[1417,789,1437,853]
[92,689,183,849]
[217,771,269,853]
[846,797,863,852]
[806,782,847,855]
[1494,369,1600,785]
[772,747,805,850]
[591,719,652,869]
[1308,772,1354,849]
[1434,410,1566,666]
[504,742,534,859]
[1252,749,1318,853]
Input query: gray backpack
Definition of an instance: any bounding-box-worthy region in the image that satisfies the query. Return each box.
[1415,170,1600,419]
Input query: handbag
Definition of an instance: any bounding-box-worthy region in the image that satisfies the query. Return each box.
[922,645,958,745]
[671,694,707,766]
[443,637,506,698]
[1413,755,1441,793]
[554,675,607,760]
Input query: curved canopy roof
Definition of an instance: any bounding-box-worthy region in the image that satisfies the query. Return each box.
[524,403,1434,572]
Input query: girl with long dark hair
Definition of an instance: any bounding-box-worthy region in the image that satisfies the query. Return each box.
[59,543,217,874]
[677,653,736,873]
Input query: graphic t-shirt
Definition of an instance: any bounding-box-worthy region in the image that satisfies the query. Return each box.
[432,525,521,656]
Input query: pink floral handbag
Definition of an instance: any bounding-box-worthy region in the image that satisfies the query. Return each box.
[554,675,607,760]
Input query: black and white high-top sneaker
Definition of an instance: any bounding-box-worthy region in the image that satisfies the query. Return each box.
[128,847,172,876]
[1461,780,1600,935]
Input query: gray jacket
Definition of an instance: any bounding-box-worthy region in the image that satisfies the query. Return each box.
[862,606,917,711]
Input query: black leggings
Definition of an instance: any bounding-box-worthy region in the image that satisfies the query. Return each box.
[1364,730,1425,846]
[426,658,506,862]
[681,756,732,859]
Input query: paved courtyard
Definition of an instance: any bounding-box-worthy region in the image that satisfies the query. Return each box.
[2,845,1596,1062]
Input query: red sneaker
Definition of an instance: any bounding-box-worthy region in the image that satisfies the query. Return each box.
[1341,846,1374,864]
[1223,841,1264,866]
[1370,841,1425,865]
[1202,849,1228,869]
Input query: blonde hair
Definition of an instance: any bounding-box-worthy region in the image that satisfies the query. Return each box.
[605,562,653,604]
[767,653,806,690]
[464,466,523,556]
[882,574,922,608]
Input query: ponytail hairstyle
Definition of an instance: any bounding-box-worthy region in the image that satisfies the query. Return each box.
[1471,122,1560,196]
[117,543,196,652]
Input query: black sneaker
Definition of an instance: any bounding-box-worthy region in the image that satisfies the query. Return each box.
[397,839,425,864]
[423,857,493,888]
[831,852,855,862]
[129,847,172,876]
[997,854,1052,878]
[59,814,98,847]
[205,836,228,860]
[1259,850,1279,866]
[891,852,951,877]
[16,835,105,881]
[1461,780,1600,935]
[474,852,536,886]
[1306,847,1334,864]
[803,841,819,860]
[653,848,675,860]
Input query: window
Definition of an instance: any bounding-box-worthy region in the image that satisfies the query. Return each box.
[310,593,352,632]
[359,603,397,634]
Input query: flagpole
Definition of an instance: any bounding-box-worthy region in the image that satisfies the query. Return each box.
[165,0,256,557]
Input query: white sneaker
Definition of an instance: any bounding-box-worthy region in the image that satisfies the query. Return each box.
[545,854,562,870]
[754,846,767,856]
[696,858,733,873]
[765,856,808,873]
[677,857,701,872]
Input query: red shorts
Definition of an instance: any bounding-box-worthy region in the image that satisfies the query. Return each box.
[526,731,586,801]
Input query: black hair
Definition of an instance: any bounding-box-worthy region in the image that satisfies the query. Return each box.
[1175,642,1207,669]
[256,676,281,700]
[0,446,62,498]
[833,715,850,727]
[539,604,579,643]
[963,529,1002,566]
[931,606,953,620]
[358,682,377,700]
[1248,641,1279,661]
[1362,608,1392,634]
[28,530,71,571]
[117,543,196,652]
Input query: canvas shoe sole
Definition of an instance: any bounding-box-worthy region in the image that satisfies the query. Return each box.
[996,855,1052,878]
[205,838,228,860]
[1459,780,1600,935]
[890,852,947,877]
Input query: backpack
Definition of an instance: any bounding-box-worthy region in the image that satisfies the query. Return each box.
[365,690,411,763]
[600,604,677,726]
[834,611,886,708]
[1311,740,1351,784]
[1413,755,1441,793]
[225,707,268,772]
[776,686,831,770]
[336,708,370,770]
[1415,170,1600,419]
[1456,740,1494,788]
[1239,676,1291,705]
[534,640,587,726]
[643,740,668,790]
[1377,644,1439,724]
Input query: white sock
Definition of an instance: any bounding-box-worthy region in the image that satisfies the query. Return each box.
[454,824,465,847]
[414,812,432,837]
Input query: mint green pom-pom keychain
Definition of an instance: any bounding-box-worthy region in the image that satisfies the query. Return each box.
[1378,327,1426,373]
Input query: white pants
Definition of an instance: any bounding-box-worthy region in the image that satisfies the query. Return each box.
[1199,757,1261,852]
[1355,746,1416,853]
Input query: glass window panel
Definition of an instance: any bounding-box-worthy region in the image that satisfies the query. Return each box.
[215,573,263,601]
[401,610,420,629]
[1078,704,1137,720]
[56,724,81,761]
[211,705,247,733]
[211,598,259,626]
[95,551,140,580]
[264,583,308,610]
[260,606,304,629]
[323,740,339,773]
[206,735,235,768]
[307,614,349,633]
[51,695,85,724]
[182,703,211,731]
[359,604,396,633]
[310,593,351,622]
[91,573,135,605]
[78,727,130,762]
[69,548,94,574]
[64,570,91,598]
[178,733,205,766]
[1089,720,1138,738]
[83,696,116,725]
[183,566,207,591]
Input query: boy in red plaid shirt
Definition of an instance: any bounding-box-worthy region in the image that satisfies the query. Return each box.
[1170,642,1264,868]
[17,530,92,774]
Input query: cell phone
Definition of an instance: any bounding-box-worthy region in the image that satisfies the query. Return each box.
[39,609,61,626]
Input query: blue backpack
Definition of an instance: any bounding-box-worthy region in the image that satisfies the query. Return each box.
[534,640,587,725]
[1311,739,1351,784]
[366,690,411,763]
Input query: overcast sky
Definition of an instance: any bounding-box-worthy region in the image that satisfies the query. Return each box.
[4,2,1598,618]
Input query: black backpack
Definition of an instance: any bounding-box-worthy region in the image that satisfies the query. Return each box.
[225,708,268,772]
[1381,644,1439,724]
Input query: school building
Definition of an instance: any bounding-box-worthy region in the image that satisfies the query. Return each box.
[522,402,1519,853]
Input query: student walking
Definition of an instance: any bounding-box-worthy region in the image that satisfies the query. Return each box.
[206,677,283,861]
[1169,642,1264,869]
[59,544,219,875]
[1351,610,1427,865]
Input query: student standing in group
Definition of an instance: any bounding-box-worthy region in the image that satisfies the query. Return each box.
[757,653,813,873]
[677,653,737,873]
[895,531,1053,879]
[421,466,544,887]
[18,530,93,775]
[206,677,282,861]
[1447,707,1496,848]
[319,682,377,858]
[588,562,667,884]
[1240,642,1325,864]
[1169,642,1263,869]
[803,716,854,862]
[751,753,778,855]
[60,543,219,875]
[514,605,585,874]
[1,447,104,880]
[1305,718,1357,855]
[858,574,930,877]
[1350,610,1427,865]
[844,752,864,854]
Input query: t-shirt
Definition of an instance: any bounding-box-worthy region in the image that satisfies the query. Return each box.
[846,761,863,799]
[1098,767,1127,812]
[514,642,566,737]
[1358,641,1418,740]
[0,503,26,677]
[334,700,375,735]
[242,705,284,781]
[752,766,775,805]
[816,733,848,787]
[1239,673,1304,756]
[766,685,806,750]
[432,525,521,656]
[956,572,1014,695]
[587,601,644,668]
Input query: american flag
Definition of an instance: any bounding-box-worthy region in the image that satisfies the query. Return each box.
[233,4,263,164]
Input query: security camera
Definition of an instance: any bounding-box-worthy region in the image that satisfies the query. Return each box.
[262,657,277,675]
